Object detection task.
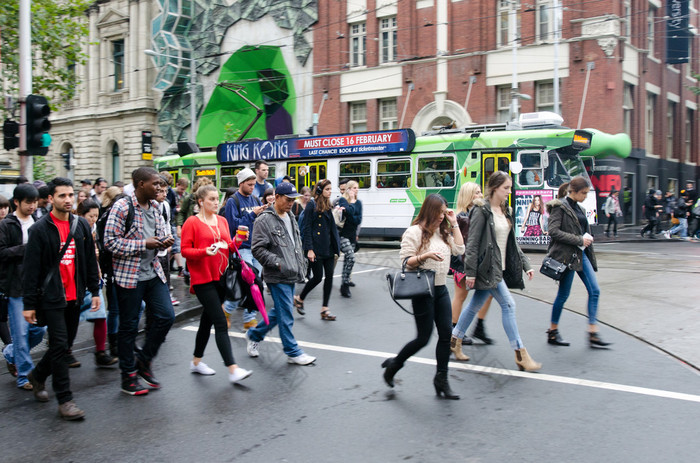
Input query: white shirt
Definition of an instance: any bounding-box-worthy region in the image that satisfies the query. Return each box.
[14,212,35,245]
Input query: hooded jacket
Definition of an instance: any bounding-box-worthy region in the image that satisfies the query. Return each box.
[251,207,308,284]
[464,199,531,290]
[545,198,597,272]
[0,214,29,297]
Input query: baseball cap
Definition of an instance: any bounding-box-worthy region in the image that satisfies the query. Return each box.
[80,179,92,185]
[275,182,301,198]
[236,168,256,185]
[655,190,662,195]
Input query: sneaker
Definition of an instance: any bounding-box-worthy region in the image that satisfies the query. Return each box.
[243,319,258,330]
[27,370,49,402]
[190,361,216,375]
[136,359,160,389]
[121,372,149,396]
[169,285,174,290]
[287,353,316,365]
[58,400,85,421]
[229,367,253,383]
[171,296,180,306]
[245,332,259,358]
[347,281,356,287]
[65,351,81,368]
[94,351,118,367]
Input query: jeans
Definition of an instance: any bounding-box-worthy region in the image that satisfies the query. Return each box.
[299,256,334,306]
[551,252,600,325]
[247,283,303,358]
[339,237,356,284]
[3,297,46,387]
[394,285,452,373]
[33,302,80,404]
[193,280,235,366]
[223,247,259,323]
[452,280,524,350]
[116,277,175,373]
[668,217,688,238]
[106,280,119,335]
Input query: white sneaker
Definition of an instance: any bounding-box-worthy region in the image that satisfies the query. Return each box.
[190,361,216,375]
[229,367,252,383]
[287,353,316,365]
[171,296,180,306]
[245,332,259,358]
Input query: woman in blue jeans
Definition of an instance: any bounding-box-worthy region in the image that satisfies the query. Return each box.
[545,176,610,348]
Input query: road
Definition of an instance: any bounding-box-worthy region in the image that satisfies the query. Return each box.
[1,240,699,462]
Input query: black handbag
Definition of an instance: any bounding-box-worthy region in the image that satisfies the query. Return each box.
[386,258,436,315]
[224,251,248,306]
[539,256,567,280]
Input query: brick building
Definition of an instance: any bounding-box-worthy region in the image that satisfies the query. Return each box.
[312,0,700,223]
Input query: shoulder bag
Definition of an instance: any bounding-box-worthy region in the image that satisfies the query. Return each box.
[539,256,567,281]
[386,257,435,315]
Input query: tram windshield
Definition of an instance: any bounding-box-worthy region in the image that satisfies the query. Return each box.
[545,150,589,187]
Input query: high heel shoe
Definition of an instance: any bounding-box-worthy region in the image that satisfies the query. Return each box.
[472,318,494,344]
[293,296,305,315]
[433,372,460,400]
[381,358,400,388]
[320,310,336,321]
[515,348,542,372]
[589,332,611,348]
[546,329,570,346]
[450,336,470,361]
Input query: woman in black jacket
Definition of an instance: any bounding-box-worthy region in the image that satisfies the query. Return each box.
[336,180,363,298]
[545,176,610,348]
[294,179,340,320]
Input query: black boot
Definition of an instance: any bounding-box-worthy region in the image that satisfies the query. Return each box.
[340,283,352,298]
[433,371,460,400]
[472,318,493,344]
[381,357,401,388]
[95,351,118,367]
[589,332,612,348]
[108,333,119,358]
[547,329,570,346]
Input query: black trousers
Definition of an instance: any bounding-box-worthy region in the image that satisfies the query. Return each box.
[193,280,234,366]
[606,215,618,235]
[300,256,335,306]
[33,301,80,404]
[394,285,452,373]
[641,217,660,235]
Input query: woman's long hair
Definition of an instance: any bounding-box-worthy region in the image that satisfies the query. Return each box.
[411,193,450,252]
[486,171,510,215]
[455,182,480,213]
[342,180,359,202]
[313,179,332,213]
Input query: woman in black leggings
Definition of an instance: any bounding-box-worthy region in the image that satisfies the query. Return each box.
[181,185,252,384]
[294,179,341,321]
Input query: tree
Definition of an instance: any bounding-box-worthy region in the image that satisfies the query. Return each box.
[690,72,700,96]
[0,0,91,117]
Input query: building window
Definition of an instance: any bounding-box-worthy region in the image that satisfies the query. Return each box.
[111,142,120,184]
[379,99,398,129]
[350,102,367,133]
[339,161,371,188]
[350,22,366,67]
[379,16,397,63]
[536,1,559,42]
[667,178,678,195]
[497,86,512,122]
[536,81,554,112]
[667,101,677,158]
[112,39,125,91]
[646,93,656,153]
[623,84,634,135]
[647,6,656,57]
[685,109,694,163]
[498,0,521,47]
[624,1,632,38]
[646,175,658,192]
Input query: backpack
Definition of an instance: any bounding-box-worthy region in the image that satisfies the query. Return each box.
[96,195,135,278]
[449,210,472,272]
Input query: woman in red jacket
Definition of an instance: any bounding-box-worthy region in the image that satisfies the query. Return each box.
[181,185,252,384]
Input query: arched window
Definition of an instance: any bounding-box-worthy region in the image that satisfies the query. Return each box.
[111,142,120,184]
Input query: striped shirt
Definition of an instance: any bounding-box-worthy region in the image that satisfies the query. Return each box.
[104,193,171,288]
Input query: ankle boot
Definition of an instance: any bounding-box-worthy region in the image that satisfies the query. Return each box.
[108,333,119,357]
[381,357,401,388]
[433,371,460,400]
[340,283,351,298]
[450,336,470,361]
[515,348,542,372]
[589,332,612,348]
[546,329,570,346]
[95,351,118,367]
[472,318,494,344]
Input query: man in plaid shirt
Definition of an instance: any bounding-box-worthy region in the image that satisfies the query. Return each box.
[105,167,175,396]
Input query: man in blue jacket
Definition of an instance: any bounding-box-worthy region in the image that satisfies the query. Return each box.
[224,168,269,329]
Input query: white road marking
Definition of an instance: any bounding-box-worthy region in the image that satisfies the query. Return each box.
[181,326,700,404]
[333,267,387,278]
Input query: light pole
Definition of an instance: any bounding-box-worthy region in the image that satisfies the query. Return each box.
[144,49,197,143]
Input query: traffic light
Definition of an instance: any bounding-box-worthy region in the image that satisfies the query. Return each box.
[61,152,71,170]
[3,120,19,150]
[25,94,51,155]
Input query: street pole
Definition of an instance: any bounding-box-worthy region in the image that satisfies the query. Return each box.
[553,0,561,115]
[189,58,197,143]
[19,0,33,178]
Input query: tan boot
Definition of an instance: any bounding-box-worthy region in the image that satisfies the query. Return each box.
[515,348,542,372]
[450,336,470,361]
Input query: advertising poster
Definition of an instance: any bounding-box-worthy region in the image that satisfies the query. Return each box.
[515,190,553,246]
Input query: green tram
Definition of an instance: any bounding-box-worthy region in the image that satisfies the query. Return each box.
[154,112,631,246]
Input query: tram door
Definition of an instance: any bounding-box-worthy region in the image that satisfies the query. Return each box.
[287,161,327,191]
[481,153,512,205]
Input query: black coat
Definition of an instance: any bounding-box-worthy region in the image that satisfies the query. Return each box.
[545,198,597,272]
[0,215,28,297]
[22,213,100,312]
[301,200,340,258]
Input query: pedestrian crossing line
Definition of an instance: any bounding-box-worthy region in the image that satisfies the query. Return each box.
[333,266,388,278]
[181,326,700,404]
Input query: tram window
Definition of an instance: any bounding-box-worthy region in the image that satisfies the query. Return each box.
[377,159,410,188]
[339,161,371,188]
[416,156,455,188]
[267,166,276,182]
[220,166,245,190]
[519,152,544,186]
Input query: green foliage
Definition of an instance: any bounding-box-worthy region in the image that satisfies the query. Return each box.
[32,155,57,183]
[690,72,700,95]
[0,0,92,116]
[222,122,242,143]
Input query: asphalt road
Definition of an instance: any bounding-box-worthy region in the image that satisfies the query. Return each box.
[1,240,699,462]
